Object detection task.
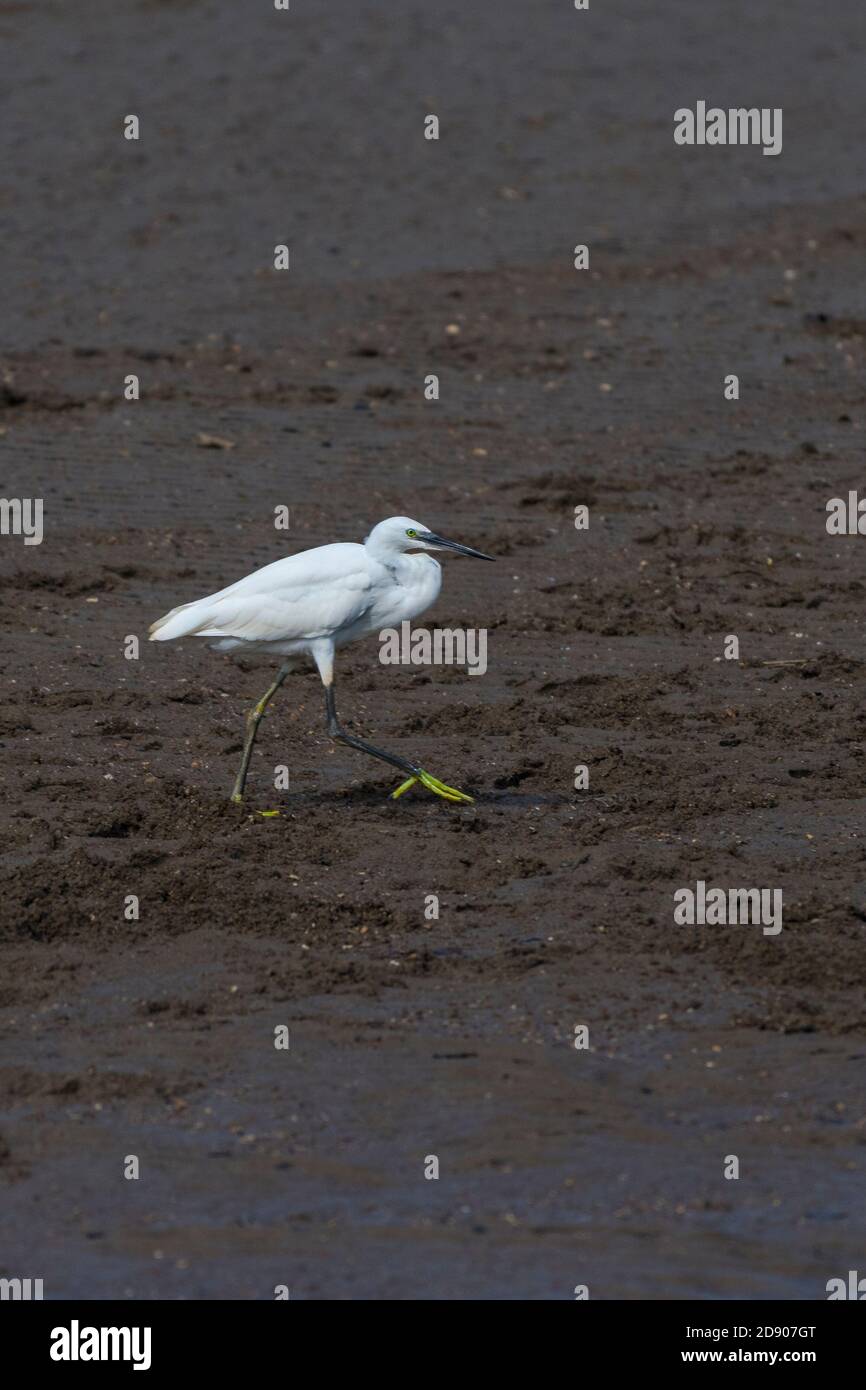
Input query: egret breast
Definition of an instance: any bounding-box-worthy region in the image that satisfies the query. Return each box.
[349,554,442,642]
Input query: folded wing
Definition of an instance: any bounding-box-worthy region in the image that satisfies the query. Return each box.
[149,542,375,644]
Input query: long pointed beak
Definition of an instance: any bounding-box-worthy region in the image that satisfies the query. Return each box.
[419,531,496,561]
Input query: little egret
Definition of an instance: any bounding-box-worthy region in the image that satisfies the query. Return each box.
[149,516,494,804]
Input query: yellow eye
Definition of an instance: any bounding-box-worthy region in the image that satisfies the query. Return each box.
[405,528,417,538]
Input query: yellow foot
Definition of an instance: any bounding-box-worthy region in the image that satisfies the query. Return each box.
[391,769,474,804]
[230,792,244,804]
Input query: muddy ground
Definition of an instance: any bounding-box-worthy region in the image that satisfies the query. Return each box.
[1,0,865,1299]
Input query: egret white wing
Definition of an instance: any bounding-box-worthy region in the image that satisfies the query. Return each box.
[197,574,373,641]
[150,542,375,643]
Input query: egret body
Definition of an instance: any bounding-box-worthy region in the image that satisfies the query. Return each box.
[149,516,494,803]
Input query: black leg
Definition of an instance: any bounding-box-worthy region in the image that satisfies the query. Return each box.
[325,683,420,777]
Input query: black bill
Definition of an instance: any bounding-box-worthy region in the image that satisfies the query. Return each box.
[419,531,496,561]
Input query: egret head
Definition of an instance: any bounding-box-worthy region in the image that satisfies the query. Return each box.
[365,516,495,561]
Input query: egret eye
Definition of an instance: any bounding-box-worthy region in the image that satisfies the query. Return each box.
[405,528,417,538]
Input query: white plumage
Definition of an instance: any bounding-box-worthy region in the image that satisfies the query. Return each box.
[151,536,439,652]
[149,515,493,804]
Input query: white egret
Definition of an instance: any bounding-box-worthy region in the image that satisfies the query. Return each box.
[149,516,494,804]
